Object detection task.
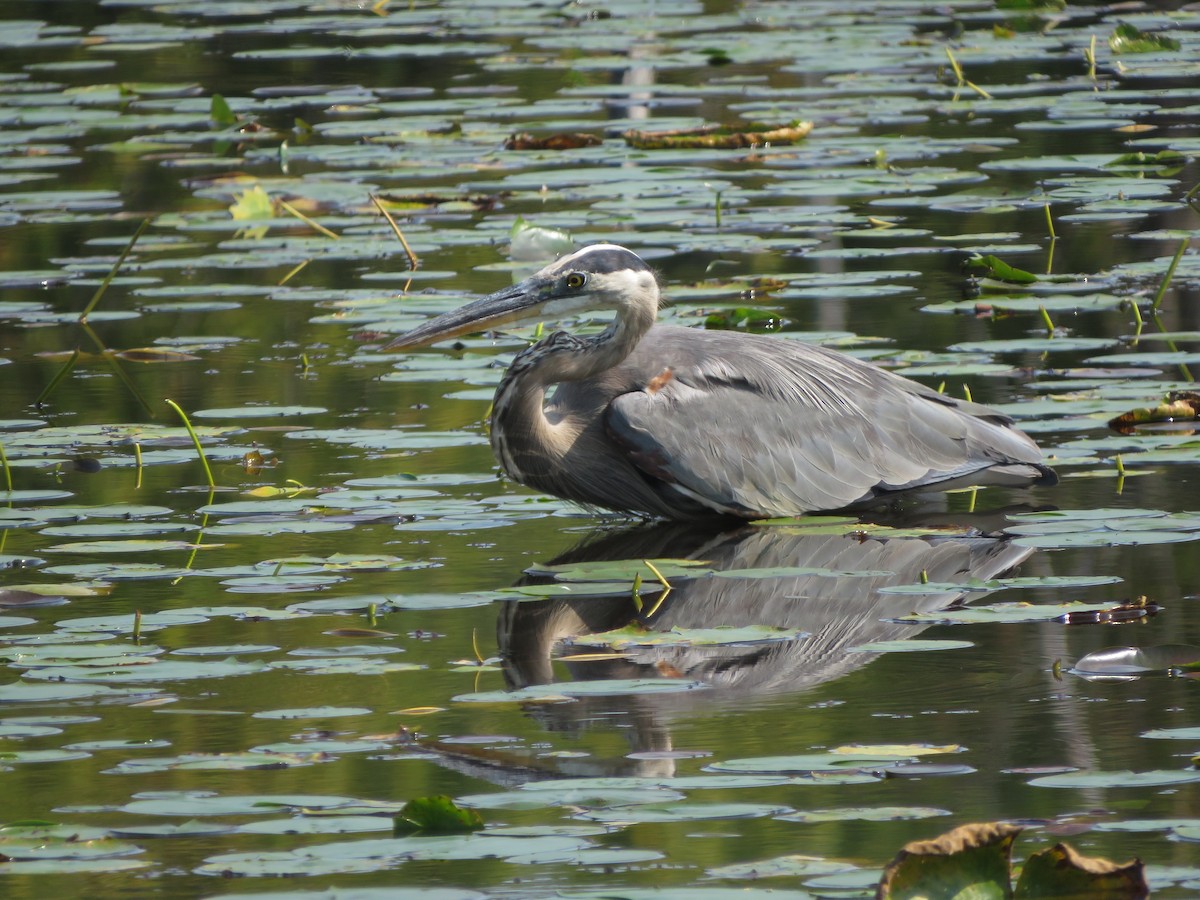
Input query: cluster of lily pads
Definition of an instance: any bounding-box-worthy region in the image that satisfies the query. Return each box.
[3,0,1200,898]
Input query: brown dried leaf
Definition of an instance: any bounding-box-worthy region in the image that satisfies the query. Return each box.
[624,120,813,150]
[1015,842,1147,899]
[1108,394,1199,431]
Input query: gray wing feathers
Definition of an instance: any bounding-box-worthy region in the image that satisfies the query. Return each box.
[606,326,1043,516]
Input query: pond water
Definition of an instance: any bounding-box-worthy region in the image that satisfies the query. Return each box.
[2,0,1200,897]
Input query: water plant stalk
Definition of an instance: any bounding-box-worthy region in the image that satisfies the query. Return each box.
[0,440,11,494]
[278,259,310,285]
[85,323,153,415]
[371,193,419,269]
[945,47,992,100]
[80,218,151,323]
[1039,305,1055,336]
[470,628,484,665]
[279,200,340,240]
[642,559,672,618]
[35,347,79,409]
[165,399,216,488]
[1151,237,1189,312]
[1186,180,1200,216]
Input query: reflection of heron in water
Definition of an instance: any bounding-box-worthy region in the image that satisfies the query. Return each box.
[422,521,1035,785]
[385,244,1054,519]
[499,522,1033,703]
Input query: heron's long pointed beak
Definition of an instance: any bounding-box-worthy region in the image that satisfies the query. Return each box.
[383,278,550,351]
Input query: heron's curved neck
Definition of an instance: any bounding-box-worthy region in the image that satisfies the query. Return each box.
[491,301,655,481]
[521,299,656,390]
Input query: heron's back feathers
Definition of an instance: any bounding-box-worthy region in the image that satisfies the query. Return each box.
[593,325,1049,517]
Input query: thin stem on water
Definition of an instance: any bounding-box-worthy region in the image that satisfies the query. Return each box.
[1151,237,1189,312]
[0,440,11,494]
[1152,311,1194,383]
[83,322,153,415]
[165,399,216,488]
[1186,180,1200,216]
[371,194,420,270]
[278,259,310,285]
[80,218,151,323]
[1128,299,1144,346]
[279,200,340,240]
[642,559,673,618]
[945,47,992,99]
[35,349,79,409]
[470,628,484,665]
[1039,305,1055,336]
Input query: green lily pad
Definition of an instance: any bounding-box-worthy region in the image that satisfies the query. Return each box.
[1029,770,1200,788]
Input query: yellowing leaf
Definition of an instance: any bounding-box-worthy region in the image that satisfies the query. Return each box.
[230,185,275,221]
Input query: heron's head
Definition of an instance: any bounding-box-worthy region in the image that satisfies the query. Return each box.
[383,243,660,351]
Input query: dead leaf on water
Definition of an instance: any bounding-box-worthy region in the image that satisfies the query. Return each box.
[624,121,812,150]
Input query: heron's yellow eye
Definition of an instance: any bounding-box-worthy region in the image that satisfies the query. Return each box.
[565,272,586,290]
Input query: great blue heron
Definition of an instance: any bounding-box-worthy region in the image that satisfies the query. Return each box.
[385,244,1054,519]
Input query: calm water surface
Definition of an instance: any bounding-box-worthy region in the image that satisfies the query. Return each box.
[2,1,1199,897]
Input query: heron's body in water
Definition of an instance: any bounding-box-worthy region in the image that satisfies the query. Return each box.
[385,244,1053,519]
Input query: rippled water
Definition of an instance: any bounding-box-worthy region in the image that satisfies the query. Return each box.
[2,1,1200,897]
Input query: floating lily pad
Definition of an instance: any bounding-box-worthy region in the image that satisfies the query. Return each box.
[252,706,373,720]
[192,405,327,418]
[777,805,951,823]
[1029,770,1200,789]
[576,802,790,824]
